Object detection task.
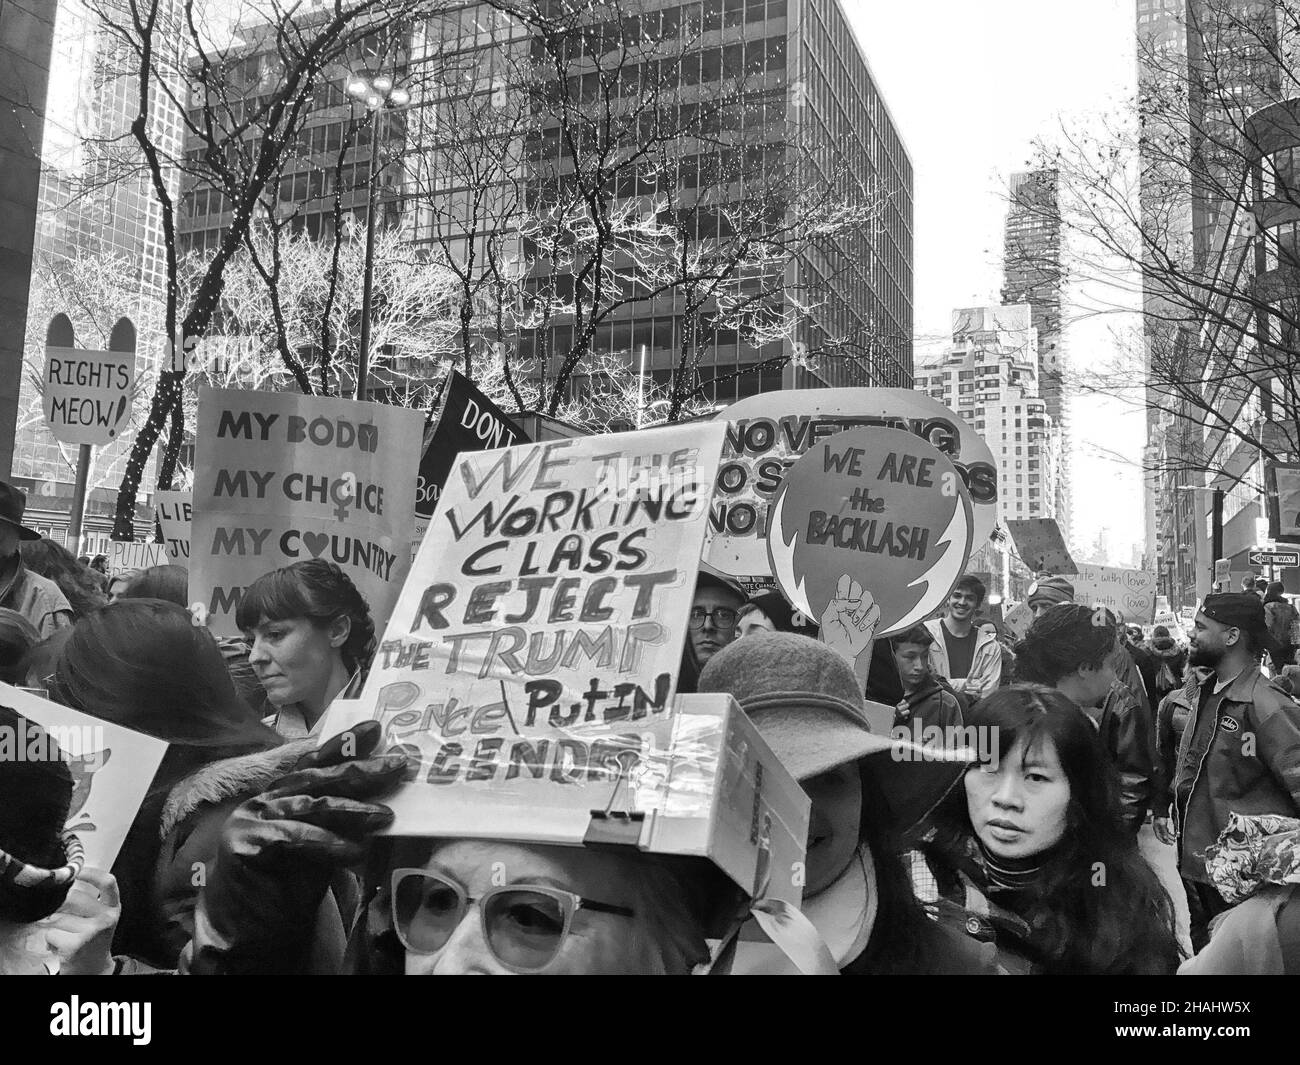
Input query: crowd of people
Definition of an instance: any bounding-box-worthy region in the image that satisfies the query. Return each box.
[2,475,1300,976]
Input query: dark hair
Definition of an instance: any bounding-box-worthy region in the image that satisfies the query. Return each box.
[1265,581,1287,603]
[1014,603,1117,686]
[953,574,987,606]
[90,554,107,568]
[1153,625,1170,638]
[18,537,108,619]
[48,599,281,964]
[889,624,934,650]
[119,564,189,607]
[843,763,952,975]
[236,560,376,672]
[0,705,74,922]
[0,608,40,684]
[929,685,1179,974]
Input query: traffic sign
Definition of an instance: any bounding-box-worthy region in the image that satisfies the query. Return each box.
[1248,549,1300,567]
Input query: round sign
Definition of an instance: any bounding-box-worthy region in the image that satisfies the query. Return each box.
[766,427,974,636]
[707,388,998,579]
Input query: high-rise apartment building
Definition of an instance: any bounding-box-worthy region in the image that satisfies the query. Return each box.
[914,305,1061,600]
[1001,169,1070,540]
[8,0,182,551]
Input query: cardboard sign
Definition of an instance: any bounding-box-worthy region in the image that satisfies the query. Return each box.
[324,691,809,909]
[0,682,167,870]
[189,388,423,638]
[766,426,974,636]
[416,371,529,521]
[154,490,192,563]
[42,347,135,446]
[1003,601,1034,641]
[107,541,167,577]
[1006,518,1076,574]
[1069,563,1158,624]
[319,424,727,837]
[1268,462,1300,544]
[708,388,998,580]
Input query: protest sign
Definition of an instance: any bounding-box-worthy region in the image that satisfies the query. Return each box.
[1003,601,1035,641]
[319,424,727,837]
[325,690,809,910]
[766,426,974,636]
[42,334,135,447]
[0,682,167,870]
[1069,563,1158,623]
[154,490,191,563]
[707,388,997,580]
[1006,518,1077,575]
[416,371,529,522]
[108,541,167,576]
[189,388,423,638]
[1267,462,1300,544]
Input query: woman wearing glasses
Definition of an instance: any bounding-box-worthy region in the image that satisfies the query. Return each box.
[182,723,741,975]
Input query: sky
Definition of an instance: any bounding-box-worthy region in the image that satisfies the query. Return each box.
[841,0,1147,568]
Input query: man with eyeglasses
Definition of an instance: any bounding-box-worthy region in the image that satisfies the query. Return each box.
[688,566,746,670]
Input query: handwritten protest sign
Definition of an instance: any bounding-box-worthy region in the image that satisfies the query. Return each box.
[189,388,423,638]
[320,423,726,841]
[709,389,997,580]
[1069,563,1158,624]
[0,682,167,869]
[42,346,135,446]
[154,490,191,563]
[766,426,974,636]
[108,541,167,577]
[1003,601,1035,641]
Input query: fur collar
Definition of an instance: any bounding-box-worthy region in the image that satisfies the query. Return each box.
[158,740,314,841]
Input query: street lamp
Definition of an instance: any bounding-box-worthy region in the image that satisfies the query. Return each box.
[345,72,411,401]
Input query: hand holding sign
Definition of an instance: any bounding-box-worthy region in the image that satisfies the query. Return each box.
[820,575,880,678]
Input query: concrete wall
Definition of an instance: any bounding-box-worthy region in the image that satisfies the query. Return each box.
[0,0,56,478]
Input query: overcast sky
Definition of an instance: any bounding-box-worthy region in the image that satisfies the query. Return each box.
[842,0,1146,567]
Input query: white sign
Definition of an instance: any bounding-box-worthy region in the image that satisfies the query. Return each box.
[1069,563,1158,624]
[42,347,135,446]
[154,491,192,563]
[108,541,168,577]
[0,682,167,870]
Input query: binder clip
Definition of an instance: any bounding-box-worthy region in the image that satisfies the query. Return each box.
[582,749,646,849]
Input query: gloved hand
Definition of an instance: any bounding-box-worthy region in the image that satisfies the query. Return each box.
[184,722,407,975]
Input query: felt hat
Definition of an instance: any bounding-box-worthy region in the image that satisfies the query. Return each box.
[1027,575,1075,610]
[697,632,971,831]
[0,481,40,542]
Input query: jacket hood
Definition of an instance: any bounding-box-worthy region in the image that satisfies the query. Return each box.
[157,739,313,840]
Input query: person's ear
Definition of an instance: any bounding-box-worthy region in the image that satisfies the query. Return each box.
[328,614,352,649]
[1225,626,1240,648]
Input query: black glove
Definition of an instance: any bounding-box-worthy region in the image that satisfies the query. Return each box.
[183,722,407,975]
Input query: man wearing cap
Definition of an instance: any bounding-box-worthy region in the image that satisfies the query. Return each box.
[685,564,746,677]
[0,481,72,637]
[1160,593,1300,949]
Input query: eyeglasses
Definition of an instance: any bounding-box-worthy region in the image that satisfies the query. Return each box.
[688,606,738,631]
[389,869,635,973]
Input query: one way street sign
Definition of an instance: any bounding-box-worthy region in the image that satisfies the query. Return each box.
[1249,549,1300,567]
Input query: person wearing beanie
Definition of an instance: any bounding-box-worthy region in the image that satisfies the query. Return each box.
[698,632,1003,975]
[1161,592,1300,950]
[1026,576,1076,617]
[923,574,1002,705]
[735,589,819,640]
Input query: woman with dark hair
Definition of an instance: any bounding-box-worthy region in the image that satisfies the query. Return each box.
[697,632,999,974]
[1014,603,1154,835]
[0,607,40,684]
[117,564,189,606]
[236,559,376,738]
[919,685,1180,974]
[43,599,322,968]
[17,537,107,620]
